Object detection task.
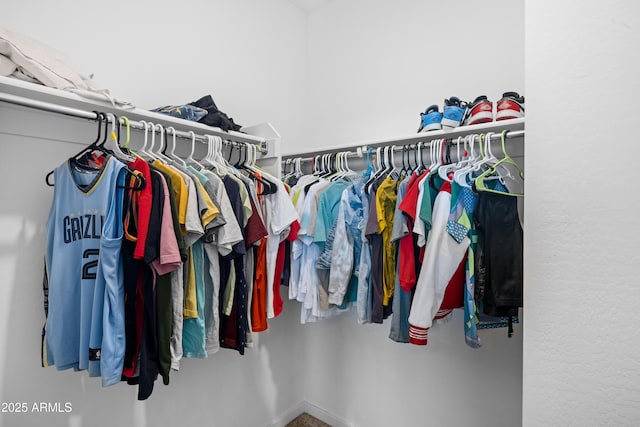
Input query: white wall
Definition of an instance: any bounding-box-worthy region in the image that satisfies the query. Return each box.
[524,1,640,426]
[300,1,525,426]
[306,0,524,149]
[0,2,307,427]
[2,0,308,150]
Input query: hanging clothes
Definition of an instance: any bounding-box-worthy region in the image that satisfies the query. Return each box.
[42,122,297,400]
[473,188,523,336]
[281,130,524,349]
[43,156,127,387]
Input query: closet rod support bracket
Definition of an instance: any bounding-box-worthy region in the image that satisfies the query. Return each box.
[260,140,269,156]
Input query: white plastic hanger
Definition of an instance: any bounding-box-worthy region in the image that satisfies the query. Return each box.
[147,121,162,162]
[159,125,175,163]
[438,136,464,182]
[333,152,351,181]
[472,132,499,173]
[427,138,443,176]
[389,145,402,179]
[185,131,204,170]
[209,135,234,176]
[454,134,479,187]
[165,127,188,168]
[217,137,231,168]
[342,152,358,180]
[137,120,154,160]
[426,139,436,173]
[151,124,170,163]
[201,135,224,174]
[294,158,302,177]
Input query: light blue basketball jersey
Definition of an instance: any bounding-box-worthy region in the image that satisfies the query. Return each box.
[44,155,126,387]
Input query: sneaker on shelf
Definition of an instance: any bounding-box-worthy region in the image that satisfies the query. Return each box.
[418,105,443,132]
[496,91,525,121]
[441,96,468,128]
[464,95,494,126]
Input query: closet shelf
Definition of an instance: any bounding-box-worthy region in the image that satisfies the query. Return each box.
[0,75,279,155]
[282,118,524,159]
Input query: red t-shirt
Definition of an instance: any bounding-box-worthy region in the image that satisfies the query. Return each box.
[251,238,269,332]
[129,157,153,260]
[397,172,426,291]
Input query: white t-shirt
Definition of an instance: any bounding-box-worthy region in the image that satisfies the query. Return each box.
[262,180,299,318]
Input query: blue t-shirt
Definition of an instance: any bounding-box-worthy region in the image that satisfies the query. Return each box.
[45,156,126,386]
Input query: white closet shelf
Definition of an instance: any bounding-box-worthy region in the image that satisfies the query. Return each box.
[282,117,524,159]
[0,75,280,155]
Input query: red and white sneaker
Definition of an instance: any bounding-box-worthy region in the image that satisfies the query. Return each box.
[464,96,494,126]
[496,91,525,121]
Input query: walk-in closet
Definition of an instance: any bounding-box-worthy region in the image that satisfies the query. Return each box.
[1,1,638,427]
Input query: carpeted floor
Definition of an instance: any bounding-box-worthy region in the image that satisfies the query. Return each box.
[285,412,331,427]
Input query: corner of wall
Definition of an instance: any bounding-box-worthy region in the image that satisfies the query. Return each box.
[266,400,352,427]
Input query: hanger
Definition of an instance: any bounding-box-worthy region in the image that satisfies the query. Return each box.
[106,113,146,190]
[202,135,231,176]
[282,158,293,181]
[303,154,323,193]
[213,137,228,169]
[199,135,219,172]
[474,130,524,196]
[47,111,144,190]
[294,158,302,178]
[105,113,136,163]
[331,152,346,181]
[327,153,339,181]
[137,120,155,161]
[165,127,188,168]
[338,153,346,179]
[227,140,236,164]
[153,124,173,163]
[184,131,204,170]
[118,115,137,159]
[464,132,499,189]
[399,146,409,177]
[426,138,446,190]
[389,145,401,180]
[318,153,329,177]
[244,143,278,195]
[63,111,111,173]
[146,121,161,161]
[364,147,383,192]
[46,110,104,185]
[410,144,419,173]
[340,152,356,180]
[363,147,374,178]
[438,137,463,182]
[453,135,475,187]
[414,142,424,174]
[426,138,442,175]
[333,151,356,181]
[316,154,328,177]
[120,116,131,149]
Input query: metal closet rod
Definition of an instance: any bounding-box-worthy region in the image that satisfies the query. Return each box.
[284,129,525,163]
[0,91,268,152]
[283,149,362,164]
